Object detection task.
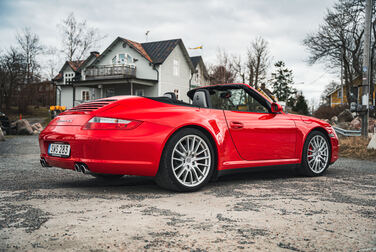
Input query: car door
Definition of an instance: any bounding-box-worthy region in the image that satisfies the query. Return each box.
[219,88,297,161]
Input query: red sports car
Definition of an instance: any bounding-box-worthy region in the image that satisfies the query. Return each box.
[39,83,339,192]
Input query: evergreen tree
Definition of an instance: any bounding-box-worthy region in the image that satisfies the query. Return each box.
[293,94,309,115]
[270,61,296,103]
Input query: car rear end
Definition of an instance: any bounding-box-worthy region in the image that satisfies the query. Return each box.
[39,97,170,177]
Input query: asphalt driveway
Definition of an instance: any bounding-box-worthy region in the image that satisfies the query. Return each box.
[0,136,375,251]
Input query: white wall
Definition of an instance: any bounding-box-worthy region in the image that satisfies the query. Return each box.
[94,40,158,81]
[159,45,192,102]
[60,86,73,108]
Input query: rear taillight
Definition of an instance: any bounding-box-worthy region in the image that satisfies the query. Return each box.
[83,117,142,130]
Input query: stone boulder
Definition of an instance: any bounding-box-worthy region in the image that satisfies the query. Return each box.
[338,109,354,122]
[31,123,43,134]
[330,116,338,124]
[0,128,4,141]
[15,119,33,135]
[350,117,361,130]
[367,134,376,150]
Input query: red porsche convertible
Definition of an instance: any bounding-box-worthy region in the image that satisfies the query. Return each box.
[39,83,338,191]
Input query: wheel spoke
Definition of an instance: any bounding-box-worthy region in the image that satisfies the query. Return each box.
[195,156,210,161]
[174,163,183,171]
[179,142,187,153]
[189,170,194,184]
[175,149,185,157]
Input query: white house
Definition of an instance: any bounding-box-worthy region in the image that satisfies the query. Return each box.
[190,56,210,88]
[53,37,208,108]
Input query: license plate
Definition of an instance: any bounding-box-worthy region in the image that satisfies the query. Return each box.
[48,143,71,157]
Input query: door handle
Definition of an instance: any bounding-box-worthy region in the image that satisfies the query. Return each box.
[230,121,244,129]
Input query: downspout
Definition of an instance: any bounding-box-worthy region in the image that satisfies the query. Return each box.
[56,85,61,106]
[153,64,160,96]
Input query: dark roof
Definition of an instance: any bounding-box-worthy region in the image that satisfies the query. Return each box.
[141,39,181,64]
[190,56,202,68]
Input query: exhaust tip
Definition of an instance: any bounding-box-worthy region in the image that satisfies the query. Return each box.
[80,164,88,174]
[40,158,51,168]
[74,163,81,172]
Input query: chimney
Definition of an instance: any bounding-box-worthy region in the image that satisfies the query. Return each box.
[90,51,100,56]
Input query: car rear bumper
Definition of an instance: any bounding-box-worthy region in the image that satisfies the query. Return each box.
[39,122,172,176]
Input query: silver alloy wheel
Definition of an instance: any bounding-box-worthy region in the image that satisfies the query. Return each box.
[171,134,211,187]
[307,135,329,174]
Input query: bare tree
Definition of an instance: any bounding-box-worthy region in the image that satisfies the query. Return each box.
[304,0,376,104]
[0,48,26,110]
[231,54,246,83]
[43,46,63,80]
[16,27,43,84]
[59,13,104,61]
[209,49,237,84]
[246,37,270,89]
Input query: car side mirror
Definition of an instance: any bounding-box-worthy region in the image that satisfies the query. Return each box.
[271,102,283,113]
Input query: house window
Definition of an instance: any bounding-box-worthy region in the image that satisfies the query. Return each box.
[173,59,179,76]
[127,54,133,63]
[135,89,144,96]
[174,89,179,100]
[119,54,126,64]
[112,56,117,65]
[106,88,115,97]
[82,90,90,101]
[337,89,342,98]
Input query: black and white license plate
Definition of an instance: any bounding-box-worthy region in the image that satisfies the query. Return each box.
[48,143,71,157]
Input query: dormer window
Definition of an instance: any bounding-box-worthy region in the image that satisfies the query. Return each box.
[111,54,134,65]
[119,54,126,64]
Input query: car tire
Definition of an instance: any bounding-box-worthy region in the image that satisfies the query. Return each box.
[299,131,331,176]
[91,173,124,180]
[155,128,216,192]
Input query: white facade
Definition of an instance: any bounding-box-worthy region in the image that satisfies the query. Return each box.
[54,37,198,108]
[159,44,192,102]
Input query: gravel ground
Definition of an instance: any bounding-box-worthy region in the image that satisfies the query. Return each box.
[0,135,375,251]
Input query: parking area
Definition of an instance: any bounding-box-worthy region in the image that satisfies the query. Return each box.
[0,135,375,251]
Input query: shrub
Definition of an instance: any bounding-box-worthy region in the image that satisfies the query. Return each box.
[313,104,348,119]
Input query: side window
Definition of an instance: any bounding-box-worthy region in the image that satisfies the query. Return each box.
[210,88,269,113]
[119,54,126,64]
[112,56,117,65]
[82,90,90,101]
[173,59,179,76]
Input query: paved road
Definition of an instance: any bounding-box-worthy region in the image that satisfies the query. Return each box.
[0,136,375,251]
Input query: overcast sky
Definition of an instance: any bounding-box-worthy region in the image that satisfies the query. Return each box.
[0,0,339,107]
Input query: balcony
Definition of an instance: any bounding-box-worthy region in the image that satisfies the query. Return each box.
[85,65,136,80]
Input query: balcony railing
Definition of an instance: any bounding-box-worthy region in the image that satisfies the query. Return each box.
[85,65,136,80]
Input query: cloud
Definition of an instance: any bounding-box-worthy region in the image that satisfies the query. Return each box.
[0,0,338,106]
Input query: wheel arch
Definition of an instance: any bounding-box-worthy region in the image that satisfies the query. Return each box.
[158,124,220,175]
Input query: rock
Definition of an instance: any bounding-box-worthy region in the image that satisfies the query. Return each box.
[338,109,354,122]
[31,123,43,134]
[15,119,33,135]
[367,134,376,150]
[0,128,4,141]
[331,116,338,124]
[368,119,375,133]
[350,117,361,130]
